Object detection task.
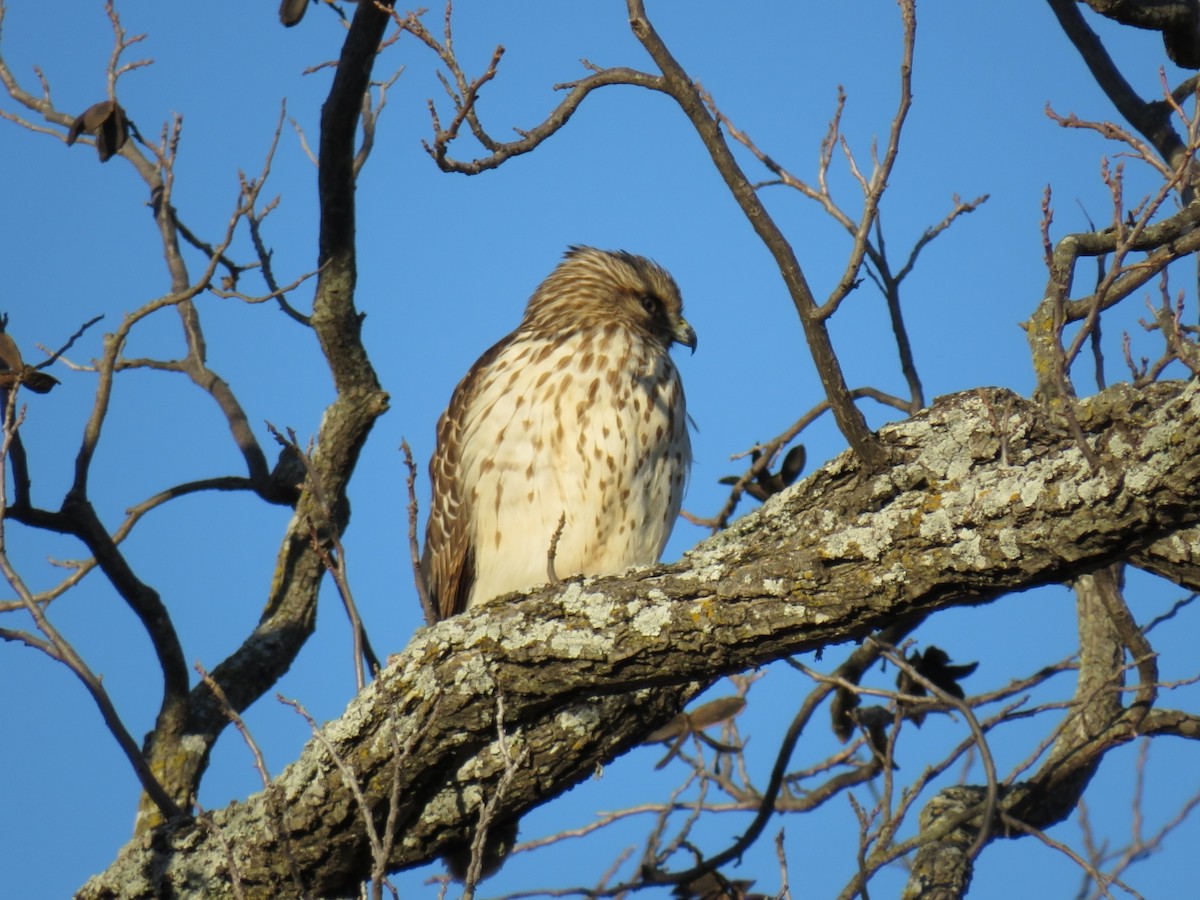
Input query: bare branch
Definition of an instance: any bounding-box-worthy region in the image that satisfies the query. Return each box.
[0,398,182,822]
[401,439,437,626]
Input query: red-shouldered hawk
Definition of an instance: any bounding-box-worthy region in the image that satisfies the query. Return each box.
[422,246,695,620]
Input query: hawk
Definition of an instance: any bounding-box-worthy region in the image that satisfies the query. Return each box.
[422,246,696,620]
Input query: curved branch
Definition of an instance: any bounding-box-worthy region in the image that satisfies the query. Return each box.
[1079,0,1200,69]
[394,7,667,174]
[425,66,666,174]
[900,562,1145,897]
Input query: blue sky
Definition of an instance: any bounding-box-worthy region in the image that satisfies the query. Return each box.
[1,2,1198,897]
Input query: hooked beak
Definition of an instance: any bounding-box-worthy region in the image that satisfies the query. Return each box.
[673,318,697,354]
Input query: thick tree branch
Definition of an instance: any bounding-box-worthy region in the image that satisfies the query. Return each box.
[1079,0,1200,69]
[79,379,1200,899]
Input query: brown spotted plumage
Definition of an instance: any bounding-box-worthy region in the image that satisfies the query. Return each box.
[422,246,695,620]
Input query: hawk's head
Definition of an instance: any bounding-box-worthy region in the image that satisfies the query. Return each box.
[522,246,697,353]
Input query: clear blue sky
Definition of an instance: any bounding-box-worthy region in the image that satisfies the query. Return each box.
[1,2,1197,897]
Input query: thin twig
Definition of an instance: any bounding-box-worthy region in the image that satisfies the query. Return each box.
[269,423,381,686]
[546,512,566,585]
[401,439,437,625]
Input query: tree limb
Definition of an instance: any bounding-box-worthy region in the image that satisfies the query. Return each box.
[78,379,1200,899]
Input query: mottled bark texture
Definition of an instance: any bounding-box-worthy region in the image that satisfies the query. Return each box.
[1078,0,1200,68]
[79,380,1200,899]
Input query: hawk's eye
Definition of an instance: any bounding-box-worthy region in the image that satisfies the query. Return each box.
[639,293,660,315]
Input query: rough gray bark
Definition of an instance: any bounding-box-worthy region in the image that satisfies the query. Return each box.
[78,380,1200,899]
